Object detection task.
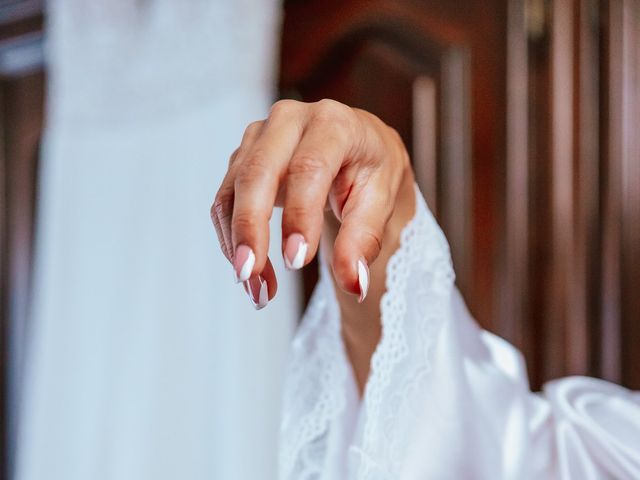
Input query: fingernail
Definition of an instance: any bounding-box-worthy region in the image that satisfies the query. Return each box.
[284,233,308,270]
[244,275,269,310]
[233,245,255,283]
[357,258,369,303]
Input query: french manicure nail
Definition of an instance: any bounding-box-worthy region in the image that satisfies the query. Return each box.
[233,245,255,283]
[245,276,269,310]
[284,233,308,270]
[357,258,369,303]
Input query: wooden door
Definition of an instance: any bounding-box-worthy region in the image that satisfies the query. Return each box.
[279,0,640,390]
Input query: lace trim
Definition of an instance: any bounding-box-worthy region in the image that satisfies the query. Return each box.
[279,185,455,479]
[279,250,348,480]
[355,186,455,479]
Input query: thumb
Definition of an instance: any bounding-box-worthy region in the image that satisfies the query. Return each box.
[331,180,393,302]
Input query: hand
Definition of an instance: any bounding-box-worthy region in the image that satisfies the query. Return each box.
[211,99,411,309]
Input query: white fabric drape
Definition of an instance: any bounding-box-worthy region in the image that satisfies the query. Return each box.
[17,2,297,480]
[280,185,640,480]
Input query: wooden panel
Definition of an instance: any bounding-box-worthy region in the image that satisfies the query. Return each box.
[545,0,582,381]
[280,0,504,332]
[574,0,602,379]
[618,0,640,389]
[499,0,531,374]
[602,0,640,388]
[526,0,554,389]
[280,0,640,391]
[514,0,639,388]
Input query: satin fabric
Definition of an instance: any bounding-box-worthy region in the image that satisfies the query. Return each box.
[280,185,640,480]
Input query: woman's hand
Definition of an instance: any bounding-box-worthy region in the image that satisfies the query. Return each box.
[211,99,412,309]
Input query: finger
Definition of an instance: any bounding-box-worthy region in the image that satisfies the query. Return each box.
[242,256,278,310]
[212,205,230,259]
[332,174,395,302]
[212,150,239,261]
[281,106,352,270]
[231,100,305,281]
[211,121,264,262]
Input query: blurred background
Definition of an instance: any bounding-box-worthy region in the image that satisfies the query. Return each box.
[1,0,639,479]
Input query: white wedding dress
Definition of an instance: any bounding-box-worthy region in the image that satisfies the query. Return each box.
[17,1,297,480]
[280,186,640,480]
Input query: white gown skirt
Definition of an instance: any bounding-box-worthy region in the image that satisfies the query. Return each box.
[16,2,297,477]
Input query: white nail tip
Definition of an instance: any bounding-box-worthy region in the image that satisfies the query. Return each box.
[237,250,255,283]
[357,259,369,303]
[244,276,269,310]
[257,279,269,309]
[248,278,269,310]
[285,241,308,270]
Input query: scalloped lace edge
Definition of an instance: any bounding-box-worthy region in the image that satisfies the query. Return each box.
[279,185,455,480]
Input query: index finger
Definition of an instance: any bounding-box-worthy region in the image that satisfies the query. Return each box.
[230,100,306,281]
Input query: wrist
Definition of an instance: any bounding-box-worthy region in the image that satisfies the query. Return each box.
[323,162,416,394]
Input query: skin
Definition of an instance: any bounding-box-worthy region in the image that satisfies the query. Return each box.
[211,99,416,395]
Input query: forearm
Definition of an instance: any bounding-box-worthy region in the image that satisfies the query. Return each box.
[321,165,416,394]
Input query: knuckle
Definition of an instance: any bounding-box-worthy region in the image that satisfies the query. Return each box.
[235,170,262,189]
[236,150,271,181]
[244,148,268,168]
[331,121,353,145]
[384,124,401,147]
[212,194,231,220]
[361,227,383,254]
[288,151,329,176]
[234,151,275,191]
[284,204,314,221]
[243,120,264,141]
[312,99,355,138]
[269,99,298,118]
[210,201,220,220]
[387,125,406,154]
[383,125,409,166]
[227,147,241,167]
[313,99,348,120]
[210,205,220,225]
[315,98,344,114]
[232,211,262,232]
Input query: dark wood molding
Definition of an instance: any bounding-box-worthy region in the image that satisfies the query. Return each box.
[545,0,579,380]
[500,0,530,357]
[617,0,640,388]
[574,0,602,378]
[599,0,640,389]
[437,44,473,300]
[600,0,624,384]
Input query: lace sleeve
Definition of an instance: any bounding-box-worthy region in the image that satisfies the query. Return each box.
[278,246,350,480]
[352,185,455,479]
[279,184,456,480]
